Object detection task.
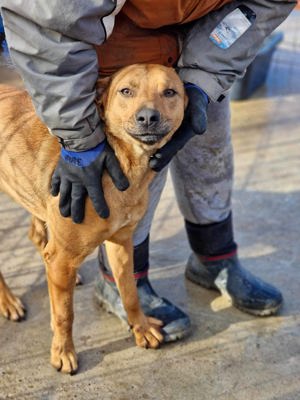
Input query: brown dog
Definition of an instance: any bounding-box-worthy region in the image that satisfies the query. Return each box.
[0,64,186,374]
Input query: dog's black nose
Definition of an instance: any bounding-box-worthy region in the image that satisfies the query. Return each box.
[136,108,160,128]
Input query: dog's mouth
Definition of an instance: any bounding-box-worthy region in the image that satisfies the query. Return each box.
[125,122,172,145]
[129,132,168,145]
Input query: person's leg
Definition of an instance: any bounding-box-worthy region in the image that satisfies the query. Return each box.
[171,96,282,316]
[95,168,191,342]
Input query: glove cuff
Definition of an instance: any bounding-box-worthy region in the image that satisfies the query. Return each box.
[61,140,106,167]
[184,83,209,104]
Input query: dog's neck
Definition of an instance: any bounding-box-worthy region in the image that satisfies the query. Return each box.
[106,133,157,186]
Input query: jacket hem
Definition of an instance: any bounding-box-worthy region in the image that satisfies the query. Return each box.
[54,125,105,152]
[178,68,229,102]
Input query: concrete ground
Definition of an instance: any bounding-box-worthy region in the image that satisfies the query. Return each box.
[0,11,300,400]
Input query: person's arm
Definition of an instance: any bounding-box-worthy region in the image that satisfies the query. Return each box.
[1,1,129,223]
[177,0,296,101]
[0,0,126,151]
[150,0,296,172]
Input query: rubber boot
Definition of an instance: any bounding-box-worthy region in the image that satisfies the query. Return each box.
[185,215,283,316]
[95,236,191,342]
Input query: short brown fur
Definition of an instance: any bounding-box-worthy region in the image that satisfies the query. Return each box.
[0,64,186,374]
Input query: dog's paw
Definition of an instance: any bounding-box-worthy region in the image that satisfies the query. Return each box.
[132,316,164,349]
[51,340,78,374]
[0,289,26,321]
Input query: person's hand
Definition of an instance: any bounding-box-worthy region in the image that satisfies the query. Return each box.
[149,83,209,172]
[51,140,129,223]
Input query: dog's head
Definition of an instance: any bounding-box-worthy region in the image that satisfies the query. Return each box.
[97,64,187,150]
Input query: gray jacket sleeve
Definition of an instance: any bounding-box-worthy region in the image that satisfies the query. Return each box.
[178,0,296,102]
[0,0,126,151]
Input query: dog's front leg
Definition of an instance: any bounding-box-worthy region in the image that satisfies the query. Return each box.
[43,242,78,374]
[105,235,164,349]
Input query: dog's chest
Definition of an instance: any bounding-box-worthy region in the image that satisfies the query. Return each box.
[110,188,148,231]
[120,197,147,227]
[102,171,152,234]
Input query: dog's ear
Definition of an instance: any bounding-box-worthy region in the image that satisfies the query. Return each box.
[95,77,111,119]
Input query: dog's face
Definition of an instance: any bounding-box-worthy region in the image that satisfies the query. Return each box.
[99,64,187,149]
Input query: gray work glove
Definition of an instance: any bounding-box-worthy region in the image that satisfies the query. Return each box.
[149,83,209,172]
[51,139,129,223]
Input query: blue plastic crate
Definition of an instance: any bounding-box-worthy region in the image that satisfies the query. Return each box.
[0,14,6,49]
[231,32,284,100]
[0,15,4,34]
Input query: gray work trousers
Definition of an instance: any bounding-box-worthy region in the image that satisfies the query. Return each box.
[133,95,233,246]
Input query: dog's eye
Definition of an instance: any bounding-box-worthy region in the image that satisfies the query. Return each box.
[120,88,133,97]
[163,89,177,98]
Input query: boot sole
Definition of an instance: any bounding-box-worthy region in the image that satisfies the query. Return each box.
[234,303,282,317]
[163,326,191,343]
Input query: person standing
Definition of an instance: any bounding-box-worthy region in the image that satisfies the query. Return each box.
[0,0,296,342]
